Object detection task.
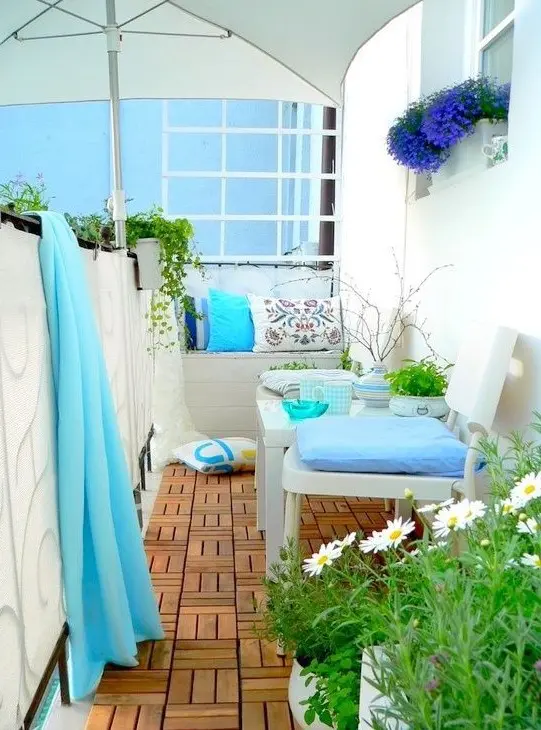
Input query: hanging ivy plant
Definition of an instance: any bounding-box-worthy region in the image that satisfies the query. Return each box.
[125,207,202,351]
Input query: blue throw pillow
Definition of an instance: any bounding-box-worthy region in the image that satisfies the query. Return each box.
[297,416,480,477]
[184,296,210,350]
[207,289,254,352]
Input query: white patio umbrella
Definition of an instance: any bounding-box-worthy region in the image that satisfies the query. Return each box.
[0,0,418,247]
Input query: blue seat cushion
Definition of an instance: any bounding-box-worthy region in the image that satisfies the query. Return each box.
[296,416,478,477]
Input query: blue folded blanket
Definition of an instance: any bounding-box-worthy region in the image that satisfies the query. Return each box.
[297,416,480,477]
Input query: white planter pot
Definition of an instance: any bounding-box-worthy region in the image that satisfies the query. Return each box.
[134,237,163,290]
[431,119,508,189]
[389,395,449,419]
[289,659,333,730]
[359,647,406,729]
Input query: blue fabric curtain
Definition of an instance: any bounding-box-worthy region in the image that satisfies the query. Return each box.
[35,211,163,699]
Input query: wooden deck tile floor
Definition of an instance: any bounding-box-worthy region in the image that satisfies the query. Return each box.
[85,465,392,730]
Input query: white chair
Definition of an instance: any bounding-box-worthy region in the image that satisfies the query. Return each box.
[282,323,518,543]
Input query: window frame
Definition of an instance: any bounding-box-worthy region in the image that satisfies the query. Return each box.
[471,0,515,77]
[161,100,341,262]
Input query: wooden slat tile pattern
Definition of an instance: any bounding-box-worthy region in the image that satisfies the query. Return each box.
[85,465,391,730]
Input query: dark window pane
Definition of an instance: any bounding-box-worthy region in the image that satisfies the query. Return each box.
[481,26,514,83]
[483,0,514,35]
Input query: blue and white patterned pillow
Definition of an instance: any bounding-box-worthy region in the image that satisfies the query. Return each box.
[173,438,256,474]
[179,296,210,350]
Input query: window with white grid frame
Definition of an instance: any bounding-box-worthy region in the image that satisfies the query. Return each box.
[477,0,514,83]
[161,100,339,259]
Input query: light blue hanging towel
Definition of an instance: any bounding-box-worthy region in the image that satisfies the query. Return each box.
[34,211,164,699]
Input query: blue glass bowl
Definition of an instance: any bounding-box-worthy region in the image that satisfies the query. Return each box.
[282,399,329,420]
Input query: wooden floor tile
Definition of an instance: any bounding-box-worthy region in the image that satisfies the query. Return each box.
[85,466,391,729]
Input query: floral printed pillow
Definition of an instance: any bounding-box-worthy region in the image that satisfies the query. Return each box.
[248,295,343,352]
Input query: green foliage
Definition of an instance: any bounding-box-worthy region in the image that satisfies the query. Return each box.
[268,361,317,371]
[260,415,541,730]
[126,208,200,351]
[385,358,451,397]
[65,212,110,244]
[0,174,50,213]
[339,346,353,371]
[260,542,363,664]
[362,418,541,730]
[301,647,361,730]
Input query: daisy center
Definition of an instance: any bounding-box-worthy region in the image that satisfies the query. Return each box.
[535,557,541,568]
[447,516,458,528]
[317,555,330,566]
[389,529,403,540]
[524,484,536,495]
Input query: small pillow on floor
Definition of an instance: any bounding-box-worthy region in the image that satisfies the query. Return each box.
[173,438,256,474]
[297,416,480,477]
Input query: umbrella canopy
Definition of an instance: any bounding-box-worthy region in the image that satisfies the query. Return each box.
[0,0,418,106]
[0,0,418,245]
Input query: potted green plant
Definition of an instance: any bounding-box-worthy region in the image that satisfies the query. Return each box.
[384,359,451,418]
[362,419,541,729]
[261,516,419,729]
[0,173,51,213]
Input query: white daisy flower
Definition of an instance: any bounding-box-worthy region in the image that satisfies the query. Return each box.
[416,498,455,514]
[511,473,541,508]
[380,517,416,549]
[427,541,448,552]
[520,553,541,569]
[333,532,357,549]
[432,504,468,538]
[494,498,517,516]
[456,499,487,525]
[517,518,541,536]
[359,531,387,554]
[302,542,343,576]
[505,558,519,569]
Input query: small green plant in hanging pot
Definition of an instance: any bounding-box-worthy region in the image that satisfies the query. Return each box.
[125,207,201,351]
[385,358,452,418]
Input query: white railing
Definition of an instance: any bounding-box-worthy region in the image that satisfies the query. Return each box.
[0,220,152,728]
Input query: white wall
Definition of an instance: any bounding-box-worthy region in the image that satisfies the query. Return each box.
[406,0,541,432]
[340,5,422,369]
[0,222,152,728]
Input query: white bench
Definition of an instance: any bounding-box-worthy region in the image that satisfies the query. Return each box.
[182,351,340,440]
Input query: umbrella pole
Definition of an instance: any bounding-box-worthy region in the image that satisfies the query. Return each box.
[105,0,126,249]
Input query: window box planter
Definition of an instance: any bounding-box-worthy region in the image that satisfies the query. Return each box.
[134,237,162,290]
[430,120,508,190]
[359,647,406,730]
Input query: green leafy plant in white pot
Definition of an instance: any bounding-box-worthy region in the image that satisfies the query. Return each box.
[385,359,451,418]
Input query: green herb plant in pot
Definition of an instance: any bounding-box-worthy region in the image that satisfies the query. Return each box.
[385,358,451,418]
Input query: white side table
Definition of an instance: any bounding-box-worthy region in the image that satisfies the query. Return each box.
[256,399,392,574]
